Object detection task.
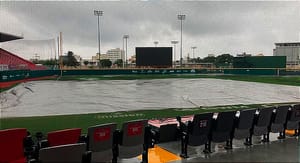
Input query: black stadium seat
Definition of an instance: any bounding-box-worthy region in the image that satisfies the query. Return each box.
[113,119,148,162]
[178,113,214,158]
[208,111,236,152]
[286,104,300,135]
[270,105,290,139]
[39,143,91,163]
[155,123,179,143]
[87,123,117,162]
[233,109,256,146]
[252,107,274,142]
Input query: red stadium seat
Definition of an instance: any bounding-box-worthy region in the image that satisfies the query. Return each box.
[47,128,82,147]
[0,128,27,163]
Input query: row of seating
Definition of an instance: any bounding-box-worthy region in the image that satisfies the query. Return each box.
[0,119,151,163]
[1,104,300,162]
[177,104,300,158]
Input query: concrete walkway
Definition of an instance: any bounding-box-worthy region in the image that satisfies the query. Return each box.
[161,134,299,162]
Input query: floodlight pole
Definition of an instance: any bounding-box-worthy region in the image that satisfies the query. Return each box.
[122,37,125,68]
[178,14,185,67]
[191,46,197,59]
[123,35,129,67]
[171,40,179,67]
[94,10,103,68]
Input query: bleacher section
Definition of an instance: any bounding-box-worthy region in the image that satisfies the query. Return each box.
[0,48,46,70]
[1,104,299,163]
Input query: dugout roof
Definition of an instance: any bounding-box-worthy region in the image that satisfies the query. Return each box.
[0,32,23,42]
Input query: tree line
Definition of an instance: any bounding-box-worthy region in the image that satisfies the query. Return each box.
[33,51,236,68]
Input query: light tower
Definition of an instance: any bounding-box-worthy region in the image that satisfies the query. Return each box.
[177,14,186,67]
[191,46,197,59]
[171,40,179,67]
[94,10,103,68]
[123,35,129,67]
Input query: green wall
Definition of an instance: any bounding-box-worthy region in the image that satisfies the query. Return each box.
[233,56,286,68]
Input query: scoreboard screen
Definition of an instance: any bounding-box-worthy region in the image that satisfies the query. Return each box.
[136,47,172,67]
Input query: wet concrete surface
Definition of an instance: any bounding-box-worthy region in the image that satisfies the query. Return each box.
[119,133,299,163]
[1,78,300,118]
[164,133,299,162]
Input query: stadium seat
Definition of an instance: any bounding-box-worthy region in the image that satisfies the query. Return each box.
[0,128,27,163]
[233,109,256,146]
[87,123,117,162]
[286,104,300,135]
[153,123,179,143]
[46,128,82,147]
[39,143,91,163]
[113,119,148,163]
[270,105,290,139]
[178,113,214,158]
[208,111,236,152]
[252,107,274,142]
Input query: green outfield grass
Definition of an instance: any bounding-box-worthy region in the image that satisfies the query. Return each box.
[0,103,296,134]
[57,74,300,86]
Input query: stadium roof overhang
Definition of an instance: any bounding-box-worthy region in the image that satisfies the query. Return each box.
[0,32,23,42]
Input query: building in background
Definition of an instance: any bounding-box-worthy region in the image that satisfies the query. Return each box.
[273,42,300,66]
[105,48,124,63]
[92,48,124,64]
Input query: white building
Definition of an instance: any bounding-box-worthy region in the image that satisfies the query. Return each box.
[105,48,124,63]
[273,42,300,65]
[92,48,124,64]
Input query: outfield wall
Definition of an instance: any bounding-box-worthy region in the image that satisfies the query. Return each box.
[0,68,298,88]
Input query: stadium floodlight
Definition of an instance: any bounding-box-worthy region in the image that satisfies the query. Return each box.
[177,14,186,67]
[171,40,179,67]
[123,35,129,67]
[191,46,197,59]
[94,10,103,68]
[154,41,159,47]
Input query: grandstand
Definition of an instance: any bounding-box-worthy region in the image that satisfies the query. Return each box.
[0,32,47,70]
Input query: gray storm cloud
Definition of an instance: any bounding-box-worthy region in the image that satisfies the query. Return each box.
[1,1,300,59]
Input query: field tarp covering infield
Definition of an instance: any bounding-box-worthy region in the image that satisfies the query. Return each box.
[1,78,300,118]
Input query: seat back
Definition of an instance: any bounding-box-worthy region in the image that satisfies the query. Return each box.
[158,124,178,142]
[121,119,147,146]
[0,128,27,163]
[289,104,300,122]
[273,105,289,124]
[47,128,82,147]
[188,113,213,146]
[237,109,256,130]
[256,107,274,127]
[286,104,300,129]
[118,119,148,158]
[234,109,256,139]
[270,105,289,133]
[253,107,274,136]
[39,143,86,163]
[211,111,236,142]
[87,123,116,152]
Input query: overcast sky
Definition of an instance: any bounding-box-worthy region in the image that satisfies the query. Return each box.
[1,1,300,60]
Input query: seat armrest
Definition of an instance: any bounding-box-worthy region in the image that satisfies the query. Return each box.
[40,140,49,149]
[82,151,92,163]
[28,158,37,163]
[78,135,87,143]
